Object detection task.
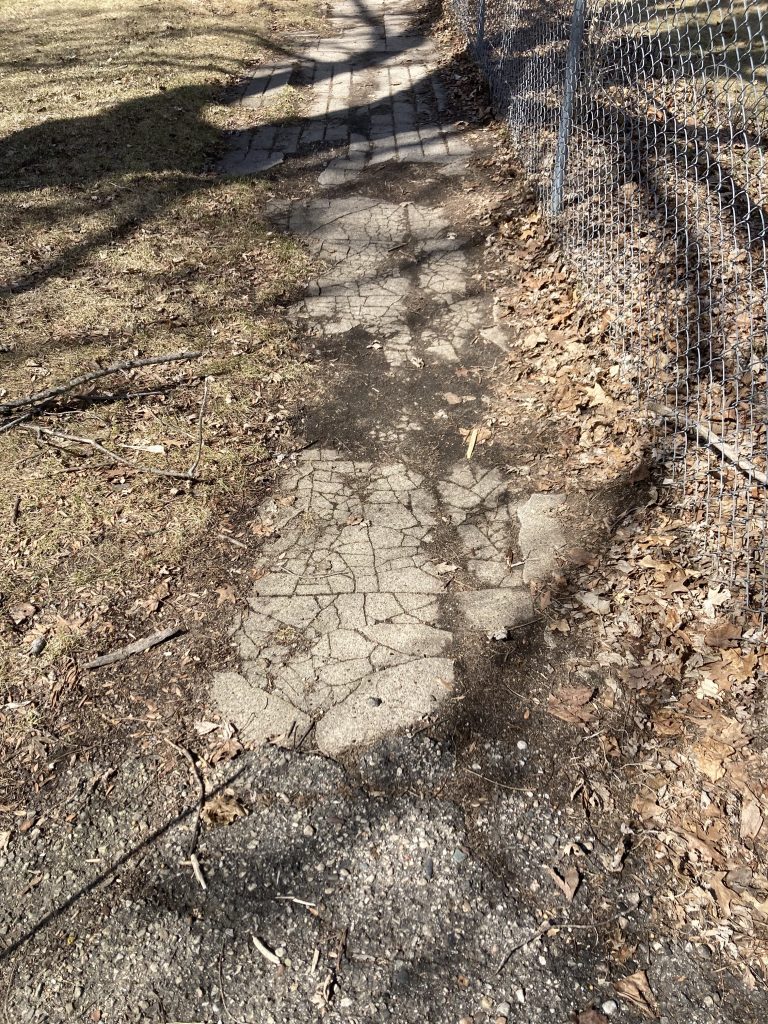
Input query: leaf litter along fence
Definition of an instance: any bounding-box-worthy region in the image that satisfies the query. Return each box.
[448,0,768,614]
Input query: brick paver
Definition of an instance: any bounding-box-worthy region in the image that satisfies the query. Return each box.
[220,0,472,177]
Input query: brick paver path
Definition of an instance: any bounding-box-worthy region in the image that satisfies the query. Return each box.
[221,0,471,177]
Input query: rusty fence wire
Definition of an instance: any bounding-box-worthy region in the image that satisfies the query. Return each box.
[449,0,768,613]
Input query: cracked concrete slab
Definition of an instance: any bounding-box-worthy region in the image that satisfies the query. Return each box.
[214,452,555,755]
[212,0,569,758]
[517,492,566,583]
[269,196,467,368]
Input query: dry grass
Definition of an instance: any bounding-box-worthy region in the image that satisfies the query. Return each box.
[0,1,327,688]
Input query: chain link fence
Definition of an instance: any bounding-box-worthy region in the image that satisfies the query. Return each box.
[449,0,768,613]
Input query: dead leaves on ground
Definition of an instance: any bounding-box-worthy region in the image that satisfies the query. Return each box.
[201,788,248,828]
[483,182,768,977]
[547,863,581,903]
[614,971,658,1018]
[547,684,596,726]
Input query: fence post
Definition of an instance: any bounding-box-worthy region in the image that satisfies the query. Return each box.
[551,0,588,216]
[475,0,487,57]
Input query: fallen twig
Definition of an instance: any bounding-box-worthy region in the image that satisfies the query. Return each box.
[651,402,768,487]
[18,424,204,481]
[216,533,247,549]
[188,375,210,477]
[275,895,317,908]
[84,625,184,669]
[166,739,207,890]
[0,351,202,415]
[253,935,282,966]
[495,918,553,975]
[0,412,31,435]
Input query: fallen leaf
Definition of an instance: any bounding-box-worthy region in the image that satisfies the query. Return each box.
[434,562,460,575]
[702,587,731,618]
[564,546,598,566]
[576,1011,608,1024]
[633,794,665,824]
[215,585,237,606]
[614,970,657,1018]
[201,789,248,827]
[194,720,220,736]
[548,618,570,633]
[706,620,742,648]
[548,864,580,902]
[547,684,596,725]
[691,739,735,782]
[8,602,36,625]
[740,790,764,840]
[210,737,244,764]
[575,591,610,615]
[133,578,171,616]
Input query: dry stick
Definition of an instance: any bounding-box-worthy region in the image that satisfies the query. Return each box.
[168,742,205,854]
[495,918,554,976]
[651,402,768,487]
[84,625,185,669]
[166,738,207,892]
[0,412,31,435]
[188,375,210,478]
[0,351,202,415]
[18,424,203,481]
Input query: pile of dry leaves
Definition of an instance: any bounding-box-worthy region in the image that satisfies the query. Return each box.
[477,145,768,983]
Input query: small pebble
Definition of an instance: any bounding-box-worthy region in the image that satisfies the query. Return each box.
[496,1003,511,1016]
[495,1018,508,1024]
[480,996,493,1010]
[459,1017,473,1024]
[303,825,315,837]
[452,848,468,864]
[515,988,525,1004]
[516,740,528,751]
[367,696,382,707]
[28,635,46,656]
[602,1000,618,1016]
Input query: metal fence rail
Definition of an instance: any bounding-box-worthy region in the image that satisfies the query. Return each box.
[450,0,768,612]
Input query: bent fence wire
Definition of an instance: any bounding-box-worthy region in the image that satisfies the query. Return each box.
[449,0,768,613]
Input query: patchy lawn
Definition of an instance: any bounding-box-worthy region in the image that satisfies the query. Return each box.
[0,1,327,789]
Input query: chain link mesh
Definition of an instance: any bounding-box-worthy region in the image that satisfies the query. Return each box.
[449,0,768,613]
